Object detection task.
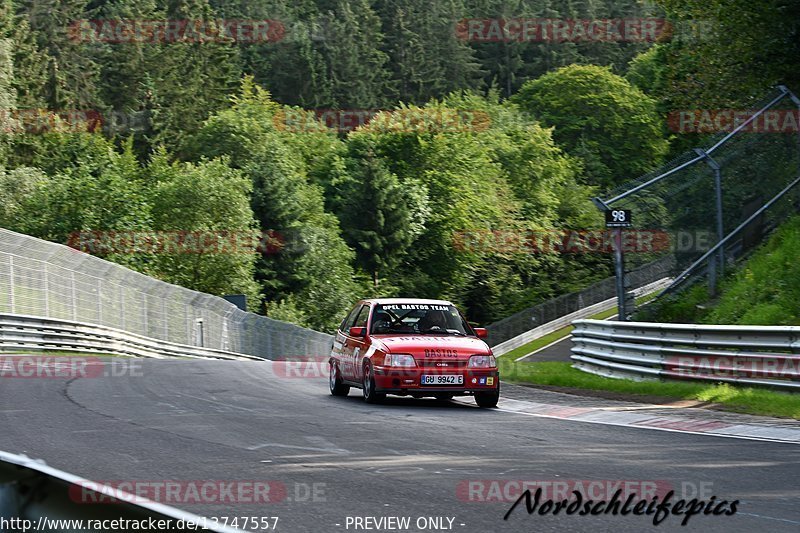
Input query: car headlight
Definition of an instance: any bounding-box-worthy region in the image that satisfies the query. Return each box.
[384,354,416,367]
[468,355,496,368]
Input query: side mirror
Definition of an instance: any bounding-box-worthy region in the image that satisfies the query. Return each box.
[473,328,488,339]
[349,326,366,337]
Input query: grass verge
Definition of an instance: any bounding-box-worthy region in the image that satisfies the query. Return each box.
[500,303,619,360]
[499,360,800,419]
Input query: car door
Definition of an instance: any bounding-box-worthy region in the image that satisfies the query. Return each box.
[335,303,363,381]
[346,304,371,383]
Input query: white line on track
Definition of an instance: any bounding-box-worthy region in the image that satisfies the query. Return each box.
[490,401,800,445]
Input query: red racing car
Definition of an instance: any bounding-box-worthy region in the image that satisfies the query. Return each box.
[328,298,499,407]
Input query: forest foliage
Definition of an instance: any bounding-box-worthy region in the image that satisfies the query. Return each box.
[0,0,795,330]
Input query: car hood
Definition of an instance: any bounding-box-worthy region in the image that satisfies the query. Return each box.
[372,335,492,357]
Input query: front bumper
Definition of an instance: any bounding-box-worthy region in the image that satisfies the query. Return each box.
[373,366,499,395]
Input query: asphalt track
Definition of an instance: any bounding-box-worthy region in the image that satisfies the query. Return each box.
[516,335,574,362]
[1,358,798,532]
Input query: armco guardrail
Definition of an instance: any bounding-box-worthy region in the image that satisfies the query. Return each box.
[0,313,264,360]
[0,228,333,359]
[0,450,244,532]
[570,319,800,390]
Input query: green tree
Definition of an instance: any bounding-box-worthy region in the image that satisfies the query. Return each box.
[655,0,800,107]
[146,151,261,305]
[0,166,46,226]
[4,4,47,110]
[7,136,152,265]
[351,101,527,309]
[464,0,661,98]
[332,137,426,288]
[184,81,361,330]
[21,0,101,110]
[513,64,668,188]
[0,16,16,161]
[439,90,611,316]
[316,0,391,108]
[376,0,483,104]
[625,44,667,97]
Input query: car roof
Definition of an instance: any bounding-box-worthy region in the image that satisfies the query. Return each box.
[363,298,454,306]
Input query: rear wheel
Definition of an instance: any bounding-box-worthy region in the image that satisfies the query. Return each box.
[329,362,350,396]
[362,363,385,404]
[475,389,499,408]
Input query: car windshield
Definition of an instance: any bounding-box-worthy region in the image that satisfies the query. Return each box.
[370,303,471,336]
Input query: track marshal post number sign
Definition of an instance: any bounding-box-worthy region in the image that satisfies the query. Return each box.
[605,209,632,228]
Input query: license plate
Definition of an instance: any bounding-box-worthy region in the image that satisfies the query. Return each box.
[421,374,463,386]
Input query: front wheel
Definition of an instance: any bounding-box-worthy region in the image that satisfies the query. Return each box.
[475,389,499,408]
[362,364,385,404]
[329,363,350,396]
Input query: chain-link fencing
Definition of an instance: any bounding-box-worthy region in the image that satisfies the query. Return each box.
[596,86,800,319]
[486,255,673,346]
[0,228,333,359]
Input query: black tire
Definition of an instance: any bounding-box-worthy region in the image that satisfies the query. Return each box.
[329,362,350,396]
[434,394,454,402]
[475,389,499,408]
[362,363,385,404]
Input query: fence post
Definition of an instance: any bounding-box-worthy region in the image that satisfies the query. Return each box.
[613,227,628,320]
[96,279,102,323]
[195,318,204,347]
[8,255,14,313]
[119,284,125,331]
[186,307,192,345]
[70,271,76,321]
[778,86,800,173]
[695,148,724,296]
[43,262,49,316]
